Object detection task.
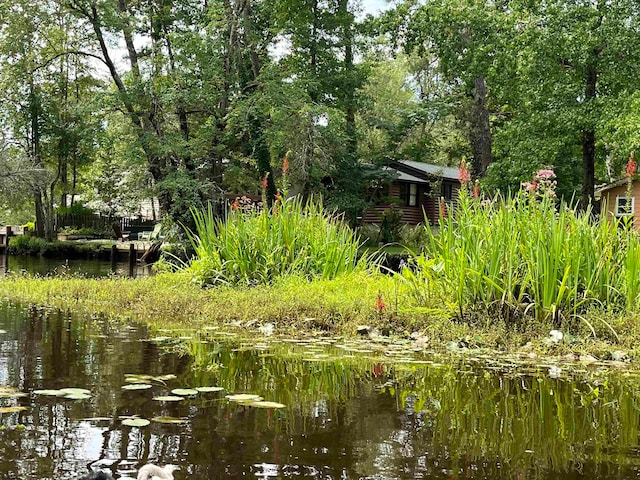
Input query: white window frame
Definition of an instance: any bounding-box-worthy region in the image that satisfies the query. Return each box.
[408,183,418,206]
[615,195,635,216]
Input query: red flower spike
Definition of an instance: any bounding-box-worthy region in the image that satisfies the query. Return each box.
[375,293,386,313]
[439,198,447,219]
[627,156,637,178]
[472,180,480,198]
[458,160,471,185]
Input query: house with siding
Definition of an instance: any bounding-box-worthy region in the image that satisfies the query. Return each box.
[363,160,461,225]
[596,178,639,227]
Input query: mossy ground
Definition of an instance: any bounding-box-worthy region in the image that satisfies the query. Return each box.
[1,271,639,364]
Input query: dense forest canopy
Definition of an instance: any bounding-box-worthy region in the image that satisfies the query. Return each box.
[1,0,639,236]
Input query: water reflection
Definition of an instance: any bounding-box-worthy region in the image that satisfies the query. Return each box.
[0,254,151,278]
[1,303,640,479]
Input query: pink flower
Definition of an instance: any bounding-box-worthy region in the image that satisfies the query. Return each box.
[472,180,480,198]
[261,175,268,190]
[536,169,555,180]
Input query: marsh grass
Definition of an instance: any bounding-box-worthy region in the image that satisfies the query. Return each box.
[186,198,372,285]
[404,191,640,329]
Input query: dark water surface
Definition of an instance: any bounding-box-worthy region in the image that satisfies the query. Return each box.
[1,303,640,479]
[0,254,151,278]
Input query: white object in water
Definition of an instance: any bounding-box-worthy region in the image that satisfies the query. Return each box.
[137,464,178,480]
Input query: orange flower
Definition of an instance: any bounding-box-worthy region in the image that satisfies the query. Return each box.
[231,199,240,211]
[439,198,447,219]
[283,156,290,174]
[472,180,480,198]
[375,293,386,313]
[275,191,282,202]
[261,175,268,190]
[627,156,637,178]
[458,159,471,185]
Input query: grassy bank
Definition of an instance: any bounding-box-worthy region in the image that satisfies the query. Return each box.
[1,271,639,361]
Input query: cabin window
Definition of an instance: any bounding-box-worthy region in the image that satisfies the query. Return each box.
[616,196,634,216]
[443,183,453,201]
[400,183,418,206]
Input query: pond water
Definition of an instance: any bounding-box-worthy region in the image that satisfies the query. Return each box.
[1,303,640,479]
[0,254,151,278]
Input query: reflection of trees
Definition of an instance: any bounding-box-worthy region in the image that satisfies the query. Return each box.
[2,304,640,479]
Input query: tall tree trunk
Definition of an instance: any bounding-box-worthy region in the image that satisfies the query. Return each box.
[470,76,492,178]
[34,188,45,238]
[340,0,356,161]
[581,63,598,208]
[74,3,171,214]
[241,0,275,202]
[309,0,319,103]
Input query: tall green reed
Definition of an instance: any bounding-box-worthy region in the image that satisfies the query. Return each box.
[185,197,371,286]
[402,190,640,326]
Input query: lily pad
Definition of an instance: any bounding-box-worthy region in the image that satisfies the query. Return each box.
[248,401,286,409]
[124,377,151,384]
[170,388,199,396]
[122,384,153,391]
[151,416,188,424]
[122,418,150,427]
[226,394,263,403]
[195,387,224,393]
[153,396,184,402]
[64,393,92,400]
[0,406,28,414]
[59,388,91,395]
[33,389,67,397]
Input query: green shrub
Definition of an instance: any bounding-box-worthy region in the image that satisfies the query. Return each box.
[8,235,48,255]
[186,197,373,286]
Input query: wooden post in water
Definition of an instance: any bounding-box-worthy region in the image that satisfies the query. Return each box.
[110,244,117,272]
[129,242,135,277]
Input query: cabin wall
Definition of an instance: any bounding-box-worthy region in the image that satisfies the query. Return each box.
[601,182,640,229]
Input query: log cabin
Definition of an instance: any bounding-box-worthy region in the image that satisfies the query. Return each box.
[363,160,461,225]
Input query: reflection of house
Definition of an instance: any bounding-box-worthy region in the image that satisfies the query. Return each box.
[363,160,461,225]
[596,179,638,228]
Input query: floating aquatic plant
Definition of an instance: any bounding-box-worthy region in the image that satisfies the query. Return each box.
[195,386,224,393]
[33,388,91,400]
[171,388,199,396]
[122,418,150,427]
[152,416,188,424]
[153,396,184,402]
[121,384,153,391]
